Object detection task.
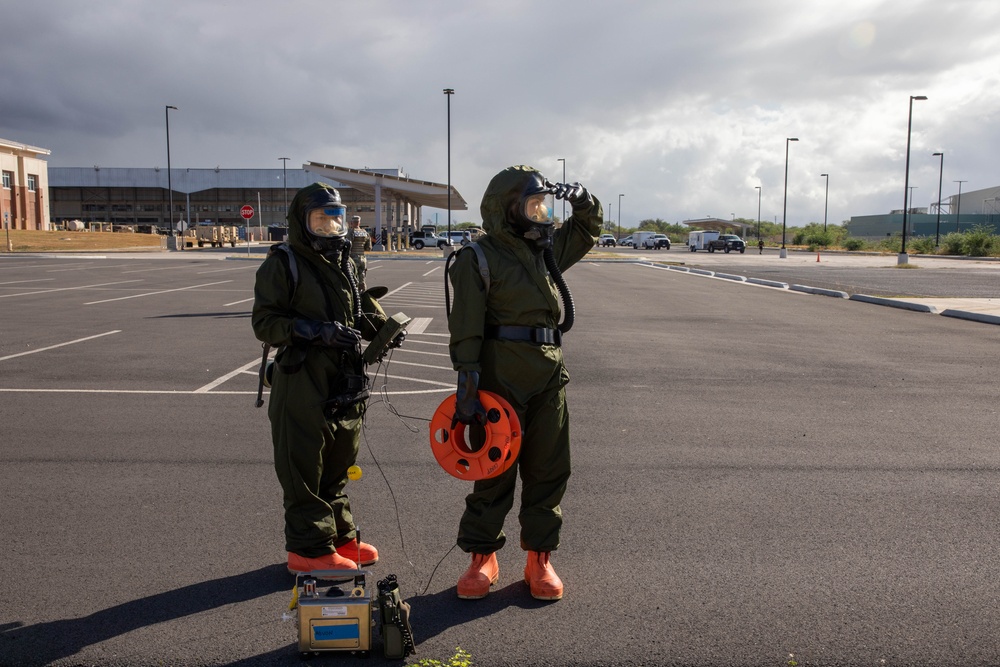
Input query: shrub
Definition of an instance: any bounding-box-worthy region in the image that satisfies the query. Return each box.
[940,232,964,255]
[842,238,866,251]
[961,225,996,257]
[908,237,937,255]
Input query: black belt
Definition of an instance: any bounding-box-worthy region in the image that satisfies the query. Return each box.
[485,325,561,346]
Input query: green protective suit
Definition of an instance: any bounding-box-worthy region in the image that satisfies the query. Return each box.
[252,183,388,558]
[447,165,603,554]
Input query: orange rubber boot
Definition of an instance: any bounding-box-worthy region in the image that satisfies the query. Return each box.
[524,551,563,601]
[456,552,499,600]
[287,551,358,577]
[335,539,379,566]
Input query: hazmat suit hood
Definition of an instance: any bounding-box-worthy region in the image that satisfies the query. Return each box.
[480,165,551,253]
[286,182,346,259]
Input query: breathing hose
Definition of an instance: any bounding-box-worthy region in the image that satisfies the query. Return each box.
[543,247,575,334]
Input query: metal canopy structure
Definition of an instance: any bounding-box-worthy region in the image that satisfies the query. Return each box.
[304,162,468,247]
[682,217,753,235]
[304,162,467,210]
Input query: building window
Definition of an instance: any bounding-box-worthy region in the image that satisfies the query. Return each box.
[1,171,11,189]
[27,174,37,191]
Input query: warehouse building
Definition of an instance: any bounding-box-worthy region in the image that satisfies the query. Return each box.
[48,163,467,241]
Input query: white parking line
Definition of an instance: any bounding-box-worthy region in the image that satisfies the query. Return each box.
[0,330,121,362]
[194,358,261,393]
[422,267,442,277]
[383,282,412,297]
[196,266,257,274]
[387,359,453,371]
[405,317,432,334]
[0,278,55,285]
[85,280,233,304]
[0,280,143,299]
[224,297,255,306]
[393,348,450,358]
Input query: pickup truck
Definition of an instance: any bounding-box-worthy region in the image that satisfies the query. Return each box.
[597,234,617,247]
[706,234,746,253]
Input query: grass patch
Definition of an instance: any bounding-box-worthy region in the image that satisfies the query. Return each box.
[3,230,163,252]
[892,263,921,269]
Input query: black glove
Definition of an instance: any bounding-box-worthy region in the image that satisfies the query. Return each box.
[552,182,592,211]
[453,370,487,426]
[292,319,362,349]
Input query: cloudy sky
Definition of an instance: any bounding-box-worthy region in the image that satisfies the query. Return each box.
[2,0,998,228]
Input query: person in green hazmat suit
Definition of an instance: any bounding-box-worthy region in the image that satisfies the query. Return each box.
[447,165,602,601]
[252,182,401,575]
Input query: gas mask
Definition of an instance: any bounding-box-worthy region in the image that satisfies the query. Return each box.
[305,205,350,257]
[512,174,556,249]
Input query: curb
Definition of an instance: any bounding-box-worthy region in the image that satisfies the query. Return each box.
[746,277,789,289]
[790,284,849,299]
[849,295,939,313]
[940,309,1000,325]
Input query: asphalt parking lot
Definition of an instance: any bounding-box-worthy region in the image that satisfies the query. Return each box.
[1,248,999,667]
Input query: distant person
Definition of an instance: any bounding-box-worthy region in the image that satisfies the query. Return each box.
[252,182,402,575]
[758,239,765,254]
[348,215,372,291]
[447,165,603,602]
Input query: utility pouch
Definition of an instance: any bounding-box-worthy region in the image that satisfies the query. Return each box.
[377,575,415,659]
[322,372,370,420]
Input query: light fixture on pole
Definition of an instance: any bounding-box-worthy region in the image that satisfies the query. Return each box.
[557,158,566,223]
[820,173,829,232]
[954,179,967,233]
[165,105,178,249]
[755,186,761,241]
[443,88,455,246]
[932,152,944,247]
[618,193,624,242]
[900,95,928,264]
[279,157,290,219]
[781,137,798,258]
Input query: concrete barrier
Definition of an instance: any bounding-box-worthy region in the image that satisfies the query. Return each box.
[849,294,939,313]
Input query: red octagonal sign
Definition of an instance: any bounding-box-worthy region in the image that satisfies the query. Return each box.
[240,205,255,220]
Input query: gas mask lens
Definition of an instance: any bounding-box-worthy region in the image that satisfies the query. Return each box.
[523,194,550,223]
[307,206,346,237]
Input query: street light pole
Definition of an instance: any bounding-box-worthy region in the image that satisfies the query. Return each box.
[755,186,761,241]
[932,152,944,247]
[618,193,624,242]
[165,105,178,249]
[900,94,928,264]
[557,158,566,223]
[279,157,290,219]
[443,88,454,246]
[820,173,829,232]
[781,137,798,258]
[954,180,967,234]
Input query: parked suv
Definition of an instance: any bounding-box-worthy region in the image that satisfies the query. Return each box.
[597,234,617,247]
[409,230,448,250]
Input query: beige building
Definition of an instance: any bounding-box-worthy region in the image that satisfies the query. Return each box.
[1,137,52,230]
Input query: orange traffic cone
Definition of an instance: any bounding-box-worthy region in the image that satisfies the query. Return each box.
[816,251,821,262]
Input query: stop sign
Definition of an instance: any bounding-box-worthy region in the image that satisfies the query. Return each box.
[240,205,255,220]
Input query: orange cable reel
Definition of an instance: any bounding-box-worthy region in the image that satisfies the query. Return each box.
[429,390,522,481]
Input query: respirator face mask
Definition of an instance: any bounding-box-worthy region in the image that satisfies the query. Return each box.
[516,181,556,249]
[305,206,350,255]
[307,206,347,238]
